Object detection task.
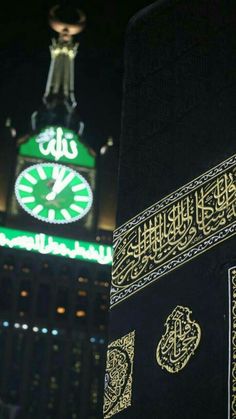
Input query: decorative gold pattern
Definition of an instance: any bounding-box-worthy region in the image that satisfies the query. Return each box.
[111,154,236,307]
[103,331,135,418]
[229,268,236,418]
[156,306,201,373]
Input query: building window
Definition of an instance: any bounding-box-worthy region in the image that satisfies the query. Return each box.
[74,290,88,324]
[7,332,26,404]
[77,268,89,284]
[66,341,83,416]
[93,294,109,331]
[40,261,53,277]
[20,259,32,274]
[36,284,51,319]
[95,271,109,288]
[45,339,65,416]
[17,279,31,316]
[27,334,46,414]
[2,256,15,272]
[60,264,71,279]
[0,277,13,312]
[55,287,68,321]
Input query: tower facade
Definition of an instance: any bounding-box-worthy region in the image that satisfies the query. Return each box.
[0,6,114,418]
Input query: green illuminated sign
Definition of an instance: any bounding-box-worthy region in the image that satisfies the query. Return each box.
[15,163,93,224]
[19,126,95,168]
[0,227,112,265]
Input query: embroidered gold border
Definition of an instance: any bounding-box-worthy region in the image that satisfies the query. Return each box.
[111,154,236,308]
[103,331,135,418]
[228,268,236,418]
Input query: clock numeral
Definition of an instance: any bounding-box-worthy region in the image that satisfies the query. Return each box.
[21,197,35,204]
[18,185,33,193]
[32,205,43,215]
[52,165,60,180]
[72,184,86,192]
[48,209,56,221]
[61,209,71,221]
[74,195,90,202]
[24,173,37,185]
[70,204,83,213]
[37,166,47,180]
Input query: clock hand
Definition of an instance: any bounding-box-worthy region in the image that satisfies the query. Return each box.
[46,167,66,200]
[46,169,75,201]
[53,171,75,194]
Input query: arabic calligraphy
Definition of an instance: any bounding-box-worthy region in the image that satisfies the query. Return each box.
[0,227,113,265]
[111,154,236,307]
[156,306,201,373]
[37,127,78,161]
[228,268,236,418]
[103,331,135,418]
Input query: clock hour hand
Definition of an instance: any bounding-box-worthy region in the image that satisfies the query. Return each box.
[46,167,66,201]
[46,168,74,201]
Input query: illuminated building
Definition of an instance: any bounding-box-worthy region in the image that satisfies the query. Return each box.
[0,6,116,419]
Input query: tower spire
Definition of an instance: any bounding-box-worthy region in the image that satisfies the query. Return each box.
[32,5,86,132]
[44,37,78,108]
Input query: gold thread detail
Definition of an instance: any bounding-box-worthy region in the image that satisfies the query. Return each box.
[229,268,236,418]
[103,331,135,418]
[156,306,201,373]
[111,155,236,307]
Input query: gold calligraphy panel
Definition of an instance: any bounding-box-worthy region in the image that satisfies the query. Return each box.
[103,331,135,418]
[156,306,201,373]
[228,268,236,418]
[111,154,236,307]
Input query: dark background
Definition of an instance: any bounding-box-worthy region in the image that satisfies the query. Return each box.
[0,0,153,151]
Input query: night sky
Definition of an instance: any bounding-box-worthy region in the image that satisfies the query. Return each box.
[0,0,153,150]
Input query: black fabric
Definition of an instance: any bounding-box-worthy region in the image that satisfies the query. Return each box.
[118,0,236,224]
[108,1,236,418]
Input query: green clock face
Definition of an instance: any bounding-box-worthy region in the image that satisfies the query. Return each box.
[15,163,93,224]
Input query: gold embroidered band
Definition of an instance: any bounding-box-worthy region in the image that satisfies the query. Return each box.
[111,155,236,307]
[228,268,236,418]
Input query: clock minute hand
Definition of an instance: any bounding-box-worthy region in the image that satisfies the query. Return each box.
[46,170,74,201]
[53,171,75,194]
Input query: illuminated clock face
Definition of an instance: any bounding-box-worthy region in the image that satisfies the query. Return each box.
[15,163,93,224]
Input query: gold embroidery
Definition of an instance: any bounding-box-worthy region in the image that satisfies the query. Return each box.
[103,331,135,418]
[156,306,201,373]
[229,268,236,418]
[111,155,236,307]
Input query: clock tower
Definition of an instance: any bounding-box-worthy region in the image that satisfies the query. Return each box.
[0,5,115,418]
[7,6,97,240]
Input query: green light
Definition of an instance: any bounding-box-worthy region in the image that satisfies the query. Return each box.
[15,163,93,224]
[19,126,95,168]
[0,227,112,265]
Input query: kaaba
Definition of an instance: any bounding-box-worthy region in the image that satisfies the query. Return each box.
[103,1,236,418]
